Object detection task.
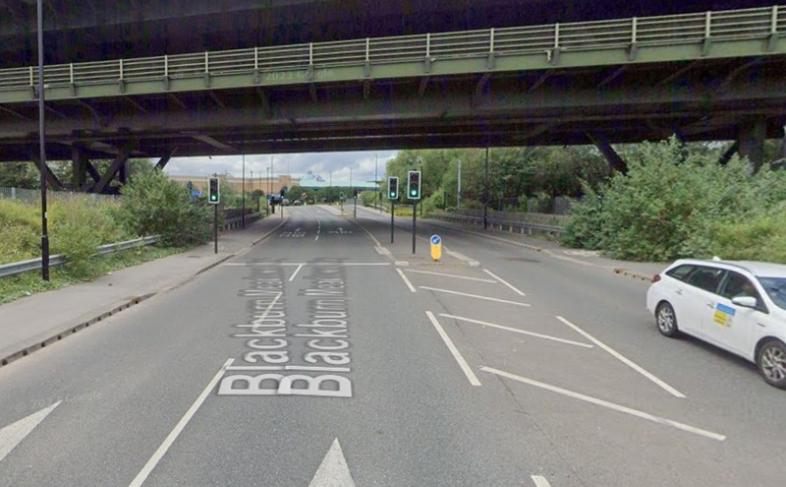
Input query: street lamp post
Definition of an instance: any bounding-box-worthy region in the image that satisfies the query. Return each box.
[36,0,50,281]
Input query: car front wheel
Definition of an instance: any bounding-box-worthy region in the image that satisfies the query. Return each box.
[655,302,679,337]
[756,339,786,389]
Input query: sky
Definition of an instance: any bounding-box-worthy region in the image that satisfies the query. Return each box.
[164,150,398,187]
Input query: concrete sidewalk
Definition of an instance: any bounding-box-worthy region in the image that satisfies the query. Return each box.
[0,216,286,367]
[355,205,667,281]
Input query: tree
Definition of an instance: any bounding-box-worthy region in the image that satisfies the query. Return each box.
[0,162,40,189]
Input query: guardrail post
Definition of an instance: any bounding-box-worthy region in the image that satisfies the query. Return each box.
[118,59,125,93]
[628,17,639,61]
[486,28,496,69]
[307,42,315,80]
[29,66,35,96]
[768,5,779,51]
[162,55,170,90]
[254,47,261,84]
[424,33,432,73]
[549,23,561,65]
[702,11,713,56]
[69,63,76,96]
[203,51,211,87]
[364,37,371,77]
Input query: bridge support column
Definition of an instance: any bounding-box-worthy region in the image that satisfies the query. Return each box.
[737,117,766,173]
[72,146,88,189]
[586,132,627,174]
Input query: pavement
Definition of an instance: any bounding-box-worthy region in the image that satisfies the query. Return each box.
[0,204,784,487]
[0,215,286,367]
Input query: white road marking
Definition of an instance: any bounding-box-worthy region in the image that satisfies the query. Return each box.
[481,366,724,441]
[555,316,686,399]
[482,269,526,296]
[440,314,593,349]
[405,269,497,283]
[309,438,356,487]
[315,218,321,241]
[128,359,235,487]
[396,268,417,293]
[426,311,481,386]
[225,262,390,267]
[444,248,480,267]
[226,365,352,373]
[288,263,304,282]
[419,286,531,307]
[531,475,552,487]
[394,260,410,267]
[0,401,61,463]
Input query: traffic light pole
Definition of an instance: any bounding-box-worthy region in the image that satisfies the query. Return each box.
[390,202,395,244]
[411,202,417,254]
[213,204,218,254]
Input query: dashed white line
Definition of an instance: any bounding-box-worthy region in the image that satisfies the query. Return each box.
[426,311,481,386]
[419,286,531,307]
[439,314,593,349]
[396,268,417,293]
[531,475,552,487]
[482,269,526,296]
[405,269,497,283]
[288,263,304,282]
[481,366,723,441]
[555,316,686,399]
[128,358,235,487]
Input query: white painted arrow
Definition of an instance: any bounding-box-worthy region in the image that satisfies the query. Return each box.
[308,438,356,487]
[0,401,61,462]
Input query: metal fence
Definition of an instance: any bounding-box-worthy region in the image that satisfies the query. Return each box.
[0,187,118,204]
[0,5,782,91]
[433,209,567,236]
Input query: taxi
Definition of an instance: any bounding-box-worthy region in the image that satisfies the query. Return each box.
[646,259,786,389]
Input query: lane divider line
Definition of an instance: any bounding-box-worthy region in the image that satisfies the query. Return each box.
[419,286,531,307]
[440,313,593,349]
[482,269,527,296]
[128,358,236,487]
[531,475,552,487]
[481,366,723,441]
[396,268,417,293]
[555,316,686,399]
[288,263,304,282]
[404,269,497,283]
[426,311,481,386]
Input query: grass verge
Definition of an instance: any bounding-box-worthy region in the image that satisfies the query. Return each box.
[0,245,187,305]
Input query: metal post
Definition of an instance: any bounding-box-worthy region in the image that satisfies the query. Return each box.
[36,0,49,281]
[214,203,218,254]
[412,202,417,254]
[391,201,395,244]
[353,193,357,219]
[483,147,489,230]
[457,159,461,209]
[241,153,246,229]
[374,154,379,210]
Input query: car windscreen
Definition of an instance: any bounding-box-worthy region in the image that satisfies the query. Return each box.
[757,277,786,311]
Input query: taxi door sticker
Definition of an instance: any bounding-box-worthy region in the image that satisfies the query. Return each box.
[713,303,736,327]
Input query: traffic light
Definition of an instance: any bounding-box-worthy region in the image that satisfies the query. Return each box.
[407,170,421,200]
[387,176,399,200]
[208,177,220,204]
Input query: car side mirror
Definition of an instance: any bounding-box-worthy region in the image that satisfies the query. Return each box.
[731,296,758,308]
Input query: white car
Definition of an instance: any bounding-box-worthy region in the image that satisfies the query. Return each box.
[646,259,786,389]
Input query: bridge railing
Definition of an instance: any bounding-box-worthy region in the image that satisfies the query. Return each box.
[0,5,783,90]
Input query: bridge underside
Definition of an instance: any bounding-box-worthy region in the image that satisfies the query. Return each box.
[1,57,785,165]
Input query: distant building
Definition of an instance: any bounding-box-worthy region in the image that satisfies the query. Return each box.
[168,174,300,195]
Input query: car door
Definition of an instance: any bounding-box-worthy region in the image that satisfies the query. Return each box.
[706,271,766,358]
[662,264,699,334]
[681,266,727,339]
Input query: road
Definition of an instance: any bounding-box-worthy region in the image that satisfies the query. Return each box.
[0,204,784,486]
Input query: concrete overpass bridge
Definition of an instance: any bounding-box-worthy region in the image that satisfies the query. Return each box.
[0,3,785,192]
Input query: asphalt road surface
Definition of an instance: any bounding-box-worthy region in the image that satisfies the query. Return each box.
[1,205,784,487]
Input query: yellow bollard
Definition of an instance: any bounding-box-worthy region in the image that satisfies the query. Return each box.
[430,234,442,261]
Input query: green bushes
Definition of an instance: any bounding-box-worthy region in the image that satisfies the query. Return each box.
[115,171,211,246]
[564,137,786,262]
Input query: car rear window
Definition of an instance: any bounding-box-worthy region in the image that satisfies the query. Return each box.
[686,266,726,293]
[666,264,695,282]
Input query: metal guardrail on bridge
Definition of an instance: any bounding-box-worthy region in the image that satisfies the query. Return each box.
[435,212,566,237]
[0,236,160,279]
[0,5,783,101]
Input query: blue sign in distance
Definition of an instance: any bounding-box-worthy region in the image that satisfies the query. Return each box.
[430,234,442,245]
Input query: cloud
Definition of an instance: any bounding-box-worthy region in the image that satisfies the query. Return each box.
[164,150,397,186]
